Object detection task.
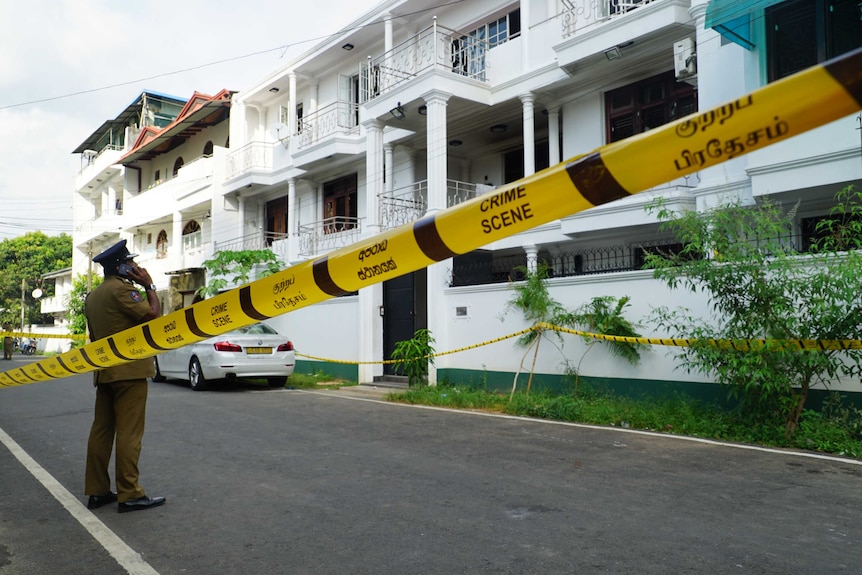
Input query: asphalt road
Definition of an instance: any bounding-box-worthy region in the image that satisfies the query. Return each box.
[1,356,860,574]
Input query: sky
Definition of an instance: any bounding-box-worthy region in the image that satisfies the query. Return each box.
[0,0,371,240]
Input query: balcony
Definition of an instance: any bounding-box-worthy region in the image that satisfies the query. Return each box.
[298,217,362,258]
[213,232,291,266]
[223,141,273,192]
[297,102,360,150]
[554,0,694,76]
[379,179,495,230]
[360,20,491,103]
[75,144,124,191]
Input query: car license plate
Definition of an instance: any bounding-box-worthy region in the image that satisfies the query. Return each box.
[245,347,272,355]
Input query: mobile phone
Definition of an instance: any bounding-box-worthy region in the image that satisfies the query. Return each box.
[118,263,133,277]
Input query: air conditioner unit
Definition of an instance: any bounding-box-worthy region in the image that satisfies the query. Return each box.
[673,38,696,79]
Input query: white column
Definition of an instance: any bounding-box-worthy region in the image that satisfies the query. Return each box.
[363,119,384,236]
[359,121,384,385]
[287,178,298,263]
[524,244,539,274]
[172,211,182,260]
[547,106,560,165]
[384,12,393,52]
[520,93,536,176]
[288,72,297,135]
[424,92,451,211]
[384,143,394,194]
[238,195,246,238]
[422,91,452,387]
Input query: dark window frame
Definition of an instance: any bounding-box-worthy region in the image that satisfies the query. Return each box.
[605,71,697,144]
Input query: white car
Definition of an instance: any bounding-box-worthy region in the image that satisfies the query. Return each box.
[153,322,295,391]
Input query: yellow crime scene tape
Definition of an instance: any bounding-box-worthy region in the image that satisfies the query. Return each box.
[0,332,88,341]
[295,323,862,366]
[1,47,860,388]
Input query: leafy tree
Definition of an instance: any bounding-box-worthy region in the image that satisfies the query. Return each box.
[562,296,644,396]
[501,264,569,397]
[67,273,103,338]
[196,249,283,298]
[391,328,436,386]
[645,186,862,437]
[0,232,72,328]
[502,265,644,398]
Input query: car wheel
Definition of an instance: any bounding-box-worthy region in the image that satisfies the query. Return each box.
[152,357,166,383]
[267,376,287,388]
[189,357,208,391]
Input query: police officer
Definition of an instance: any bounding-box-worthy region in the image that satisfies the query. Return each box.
[84,240,166,513]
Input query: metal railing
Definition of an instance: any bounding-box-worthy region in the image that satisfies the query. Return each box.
[561,0,655,38]
[297,217,362,257]
[379,180,494,230]
[296,101,360,150]
[361,19,491,101]
[224,141,273,180]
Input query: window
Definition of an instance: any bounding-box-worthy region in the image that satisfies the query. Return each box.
[182,220,202,250]
[156,230,168,259]
[323,174,358,233]
[266,196,289,241]
[766,0,862,81]
[172,157,184,177]
[605,71,697,143]
[453,9,521,78]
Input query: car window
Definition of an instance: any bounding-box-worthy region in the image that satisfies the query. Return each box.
[239,323,278,335]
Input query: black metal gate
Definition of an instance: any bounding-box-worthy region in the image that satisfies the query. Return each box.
[382,270,427,375]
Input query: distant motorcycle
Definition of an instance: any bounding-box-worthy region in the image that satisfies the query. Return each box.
[19,338,37,355]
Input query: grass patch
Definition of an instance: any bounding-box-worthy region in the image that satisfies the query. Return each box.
[287,371,357,390]
[389,383,862,459]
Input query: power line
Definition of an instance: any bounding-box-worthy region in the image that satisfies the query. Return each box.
[0,0,466,111]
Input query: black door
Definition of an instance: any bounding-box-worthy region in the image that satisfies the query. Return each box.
[382,270,427,375]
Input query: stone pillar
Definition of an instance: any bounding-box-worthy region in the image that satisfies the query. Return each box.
[287,178,298,263]
[288,72,297,135]
[524,244,539,274]
[424,92,451,211]
[520,93,536,176]
[422,91,452,386]
[363,119,384,236]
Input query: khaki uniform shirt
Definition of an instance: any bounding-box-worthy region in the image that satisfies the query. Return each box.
[86,275,156,384]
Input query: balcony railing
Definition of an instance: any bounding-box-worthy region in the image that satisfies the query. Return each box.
[296,101,360,150]
[379,179,495,230]
[298,217,362,257]
[561,0,656,38]
[225,141,273,180]
[361,20,491,102]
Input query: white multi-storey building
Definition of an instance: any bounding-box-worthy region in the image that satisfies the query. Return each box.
[70,0,862,402]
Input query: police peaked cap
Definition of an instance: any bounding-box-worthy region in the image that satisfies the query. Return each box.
[92,239,138,268]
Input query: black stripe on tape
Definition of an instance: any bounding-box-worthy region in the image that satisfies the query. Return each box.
[313,257,351,297]
[565,152,631,207]
[107,338,133,361]
[823,46,862,108]
[55,356,78,375]
[142,325,168,351]
[36,363,55,379]
[186,308,215,338]
[414,216,457,261]
[17,368,36,383]
[79,348,101,369]
[240,286,271,320]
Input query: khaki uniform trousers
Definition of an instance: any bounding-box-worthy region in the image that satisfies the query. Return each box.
[85,379,148,502]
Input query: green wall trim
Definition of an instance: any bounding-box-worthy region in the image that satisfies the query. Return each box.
[295,359,358,382]
[436,368,862,410]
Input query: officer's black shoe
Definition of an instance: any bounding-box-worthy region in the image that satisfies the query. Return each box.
[87,492,118,509]
[118,496,166,514]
